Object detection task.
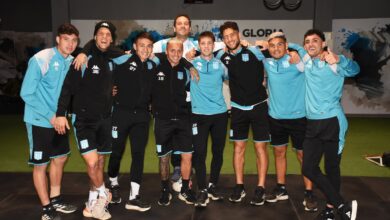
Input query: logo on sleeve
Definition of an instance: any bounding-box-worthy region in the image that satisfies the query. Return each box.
[242,53,249,62]
[92,65,100,74]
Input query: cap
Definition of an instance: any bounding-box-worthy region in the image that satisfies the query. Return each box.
[94,21,116,41]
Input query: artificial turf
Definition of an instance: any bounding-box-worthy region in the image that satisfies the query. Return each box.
[0,115,389,177]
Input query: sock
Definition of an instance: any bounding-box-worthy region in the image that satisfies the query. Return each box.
[277,183,286,189]
[237,184,244,189]
[129,182,140,200]
[50,195,61,204]
[304,189,313,196]
[96,184,107,198]
[181,179,189,192]
[88,190,99,205]
[326,206,334,212]
[42,203,53,213]
[109,177,119,186]
[161,180,169,189]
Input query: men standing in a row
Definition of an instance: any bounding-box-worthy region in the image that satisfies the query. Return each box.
[190,31,228,207]
[289,29,359,220]
[20,23,79,220]
[55,21,117,220]
[216,21,270,206]
[107,32,156,212]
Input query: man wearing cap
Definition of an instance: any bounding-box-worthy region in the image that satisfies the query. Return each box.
[54,21,117,220]
[259,32,318,212]
[20,23,79,220]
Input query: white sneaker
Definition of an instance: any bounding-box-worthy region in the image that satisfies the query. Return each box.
[172,177,182,193]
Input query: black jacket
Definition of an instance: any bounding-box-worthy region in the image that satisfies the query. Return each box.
[151,53,192,119]
[57,43,114,119]
[112,53,156,112]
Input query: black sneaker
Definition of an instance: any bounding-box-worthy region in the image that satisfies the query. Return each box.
[303,193,318,212]
[178,188,197,205]
[316,208,335,220]
[265,185,288,203]
[158,188,172,206]
[337,200,358,220]
[207,184,224,201]
[125,195,151,212]
[51,196,77,214]
[229,185,246,203]
[42,206,60,220]
[195,190,210,207]
[109,184,121,204]
[250,186,265,206]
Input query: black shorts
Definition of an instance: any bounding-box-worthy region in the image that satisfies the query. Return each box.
[154,117,193,157]
[26,123,70,165]
[269,116,306,150]
[72,114,112,155]
[230,102,270,142]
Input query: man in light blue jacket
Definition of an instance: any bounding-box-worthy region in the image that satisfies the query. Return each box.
[20,23,79,220]
[289,29,360,220]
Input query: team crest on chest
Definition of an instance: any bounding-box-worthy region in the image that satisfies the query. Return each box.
[147,61,153,70]
[282,61,290,68]
[213,61,219,69]
[242,53,249,62]
[92,65,100,74]
[177,71,184,80]
[53,61,60,71]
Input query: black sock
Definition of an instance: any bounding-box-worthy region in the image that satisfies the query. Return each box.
[161,180,169,189]
[50,195,61,204]
[182,179,189,191]
[236,184,244,189]
[304,189,312,196]
[277,183,286,189]
[42,203,53,213]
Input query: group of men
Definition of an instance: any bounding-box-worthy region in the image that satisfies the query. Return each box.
[21,14,359,220]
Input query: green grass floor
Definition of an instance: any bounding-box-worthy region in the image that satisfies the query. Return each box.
[0,115,389,177]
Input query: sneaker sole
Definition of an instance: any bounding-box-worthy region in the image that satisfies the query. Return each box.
[83,209,93,218]
[351,200,358,220]
[228,192,246,203]
[55,207,77,214]
[250,200,265,206]
[157,194,172,206]
[302,200,318,212]
[109,198,122,204]
[178,194,195,205]
[125,204,151,212]
[208,194,223,201]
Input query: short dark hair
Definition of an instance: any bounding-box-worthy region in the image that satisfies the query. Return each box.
[57,23,79,37]
[219,21,239,36]
[304,29,325,41]
[198,31,215,42]
[134,32,155,44]
[173,14,191,27]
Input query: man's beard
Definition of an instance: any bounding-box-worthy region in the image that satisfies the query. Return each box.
[227,41,240,52]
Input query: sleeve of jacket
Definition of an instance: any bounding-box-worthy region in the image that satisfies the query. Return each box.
[20,57,54,121]
[56,65,81,116]
[336,55,360,77]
